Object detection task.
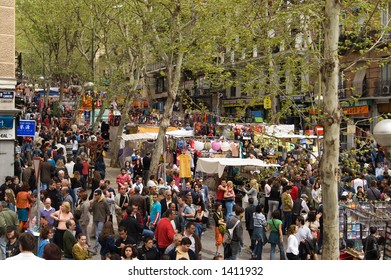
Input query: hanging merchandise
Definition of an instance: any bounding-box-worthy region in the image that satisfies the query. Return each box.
[189,139,195,149]
[169,138,176,151]
[220,141,231,152]
[204,141,212,150]
[212,141,221,151]
[194,141,205,151]
[177,139,187,150]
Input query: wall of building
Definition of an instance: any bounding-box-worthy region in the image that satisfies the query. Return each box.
[0,0,17,180]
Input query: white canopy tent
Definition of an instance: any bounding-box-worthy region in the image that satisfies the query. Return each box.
[196,158,280,178]
[121,129,194,141]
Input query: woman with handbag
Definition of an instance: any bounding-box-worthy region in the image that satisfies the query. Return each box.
[251,204,267,260]
[213,202,226,256]
[50,201,73,250]
[266,210,286,260]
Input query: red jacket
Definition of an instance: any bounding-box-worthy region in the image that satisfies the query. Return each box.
[154,218,175,249]
[290,185,299,201]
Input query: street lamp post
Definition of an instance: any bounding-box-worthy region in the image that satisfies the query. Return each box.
[373,119,391,159]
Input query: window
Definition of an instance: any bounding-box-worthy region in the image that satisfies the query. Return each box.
[381,62,390,83]
[156,77,167,94]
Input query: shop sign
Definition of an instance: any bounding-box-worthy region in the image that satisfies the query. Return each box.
[343,105,369,115]
[0,116,14,129]
[0,128,15,140]
[16,120,36,137]
[0,91,14,103]
[264,96,272,109]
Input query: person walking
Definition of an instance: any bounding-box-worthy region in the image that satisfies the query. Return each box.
[89,189,110,255]
[266,210,285,260]
[0,201,19,259]
[224,206,244,260]
[363,226,380,260]
[213,202,225,256]
[286,225,300,260]
[251,204,267,260]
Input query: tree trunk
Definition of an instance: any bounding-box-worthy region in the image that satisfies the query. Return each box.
[319,0,341,260]
[71,93,82,125]
[149,96,175,178]
[268,52,280,124]
[110,88,134,168]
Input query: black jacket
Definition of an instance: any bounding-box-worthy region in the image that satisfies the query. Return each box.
[138,245,160,260]
[119,216,143,244]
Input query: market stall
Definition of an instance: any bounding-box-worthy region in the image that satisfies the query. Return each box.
[338,201,391,260]
[196,157,279,178]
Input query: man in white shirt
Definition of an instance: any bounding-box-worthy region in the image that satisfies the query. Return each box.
[351,173,367,193]
[295,216,313,260]
[6,232,43,260]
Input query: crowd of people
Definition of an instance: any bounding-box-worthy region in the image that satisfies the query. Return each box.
[1,103,390,261]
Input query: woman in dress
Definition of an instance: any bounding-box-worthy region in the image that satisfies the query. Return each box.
[213,202,225,256]
[50,201,73,250]
[16,183,32,231]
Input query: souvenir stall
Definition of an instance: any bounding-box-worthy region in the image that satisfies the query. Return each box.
[253,125,322,164]
[338,201,391,260]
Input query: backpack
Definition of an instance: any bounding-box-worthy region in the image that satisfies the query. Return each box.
[223,220,240,244]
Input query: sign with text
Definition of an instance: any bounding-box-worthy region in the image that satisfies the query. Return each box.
[16,120,36,137]
[0,115,14,129]
[343,105,369,115]
[0,128,15,140]
[0,91,14,103]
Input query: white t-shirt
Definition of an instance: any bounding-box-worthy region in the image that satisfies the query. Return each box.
[6,252,44,261]
[287,235,299,255]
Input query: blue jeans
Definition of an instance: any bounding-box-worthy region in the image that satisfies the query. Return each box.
[143,229,154,238]
[268,200,279,220]
[194,223,203,239]
[252,240,264,259]
[94,221,104,250]
[225,200,235,221]
[270,242,286,260]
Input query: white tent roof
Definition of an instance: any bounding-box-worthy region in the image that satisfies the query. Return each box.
[121,129,194,141]
[196,158,279,177]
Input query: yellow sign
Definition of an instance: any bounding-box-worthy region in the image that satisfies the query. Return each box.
[264,96,272,109]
